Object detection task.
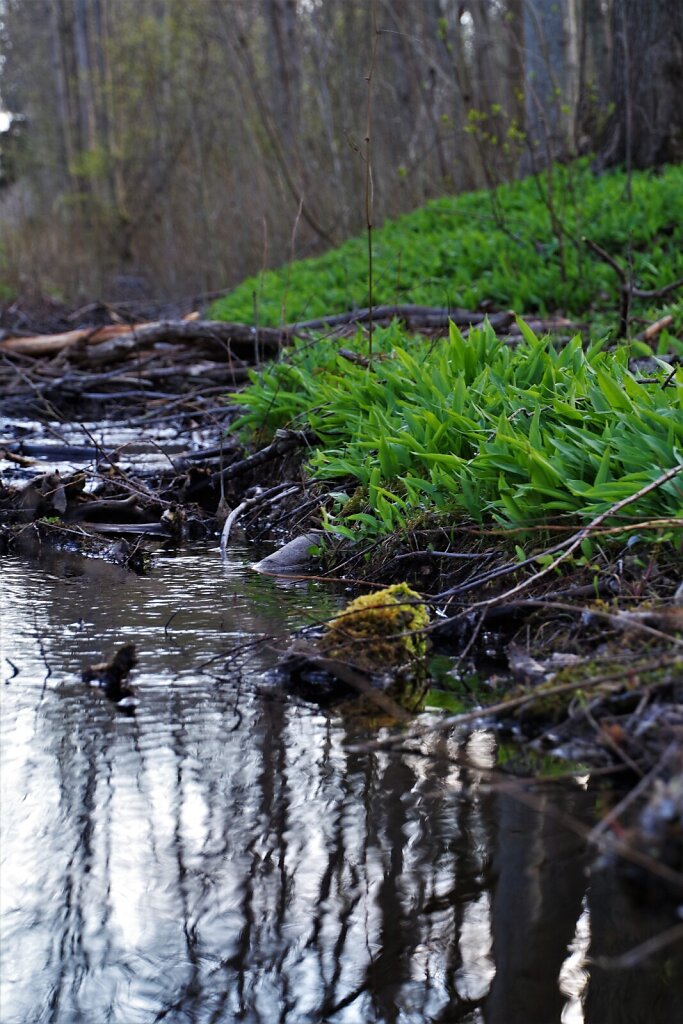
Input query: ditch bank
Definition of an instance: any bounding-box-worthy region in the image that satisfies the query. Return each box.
[1,300,682,891]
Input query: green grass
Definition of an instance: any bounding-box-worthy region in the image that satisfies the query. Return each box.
[232,320,683,541]
[210,161,683,328]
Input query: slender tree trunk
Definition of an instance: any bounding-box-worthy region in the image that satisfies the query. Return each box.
[576,0,611,151]
[73,0,95,155]
[521,0,579,171]
[44,0,73,181]
[265,0,301,141]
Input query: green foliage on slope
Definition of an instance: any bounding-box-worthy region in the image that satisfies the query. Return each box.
[210,161,683,328]
[232,320,683,540]
[218,161,683,542]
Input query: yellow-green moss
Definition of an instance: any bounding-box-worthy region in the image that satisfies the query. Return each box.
[322,582,429,672]
[340,486,366,517]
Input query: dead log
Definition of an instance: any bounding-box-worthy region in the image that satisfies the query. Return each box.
[0,319,287,360]
[0,308,576,365]
[74,319,287,365]
[0,323,132,355]
[290,304,512,332]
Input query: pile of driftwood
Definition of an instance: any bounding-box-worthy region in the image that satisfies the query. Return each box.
[0,417,318,567]
[0,304,576,417]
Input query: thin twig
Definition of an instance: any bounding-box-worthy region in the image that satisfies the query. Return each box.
[348,654,679,754]
[587,741,679,844]
[589,923,683,970]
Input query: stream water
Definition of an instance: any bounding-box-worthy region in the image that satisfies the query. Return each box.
[1,545,681,1024]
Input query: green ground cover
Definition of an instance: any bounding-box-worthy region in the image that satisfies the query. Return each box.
[210,161,683,328]
[217,162,683,543]
[233,321,682,540]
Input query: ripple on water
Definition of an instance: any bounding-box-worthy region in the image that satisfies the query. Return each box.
[2,548,681,1023]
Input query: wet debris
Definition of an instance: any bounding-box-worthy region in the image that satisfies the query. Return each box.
[1,417,317,566]
[82,642,139,712]
[593,751,683,908]
[272,583,431,717]
[0,452,215,563]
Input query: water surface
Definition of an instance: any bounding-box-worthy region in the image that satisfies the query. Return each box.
[1,547,680,1023]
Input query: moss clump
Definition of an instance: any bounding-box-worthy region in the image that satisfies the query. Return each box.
[339,486,366,517]
[322,582,429,672]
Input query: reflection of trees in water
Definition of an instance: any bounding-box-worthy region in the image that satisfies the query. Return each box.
[585,864,683,1023]
[6,686,590,1023]
[484,786,587,1024]
[2,692,441,1018]
[3,552,682,1022]
[3,696,121,1022]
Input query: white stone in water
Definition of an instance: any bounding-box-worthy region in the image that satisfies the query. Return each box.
[252,532,324,574]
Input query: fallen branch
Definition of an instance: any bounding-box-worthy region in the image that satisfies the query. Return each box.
[0,308,577,371]
[637,314,674,342]
[220,483,300,553]
[0,318,286,359]
[291,305,516,333]
[0,323,131,356]
[77,319,286,365]
[206,429,315,489]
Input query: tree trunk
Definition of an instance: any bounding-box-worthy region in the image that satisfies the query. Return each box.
[265,0,301,142]
[521,0,579,171]
[72,0,96,155]
[598,0,683,170]
[44,0,73,181]
[575,0,611,152]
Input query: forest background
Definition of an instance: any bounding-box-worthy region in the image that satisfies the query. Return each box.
[0,0,681,306]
